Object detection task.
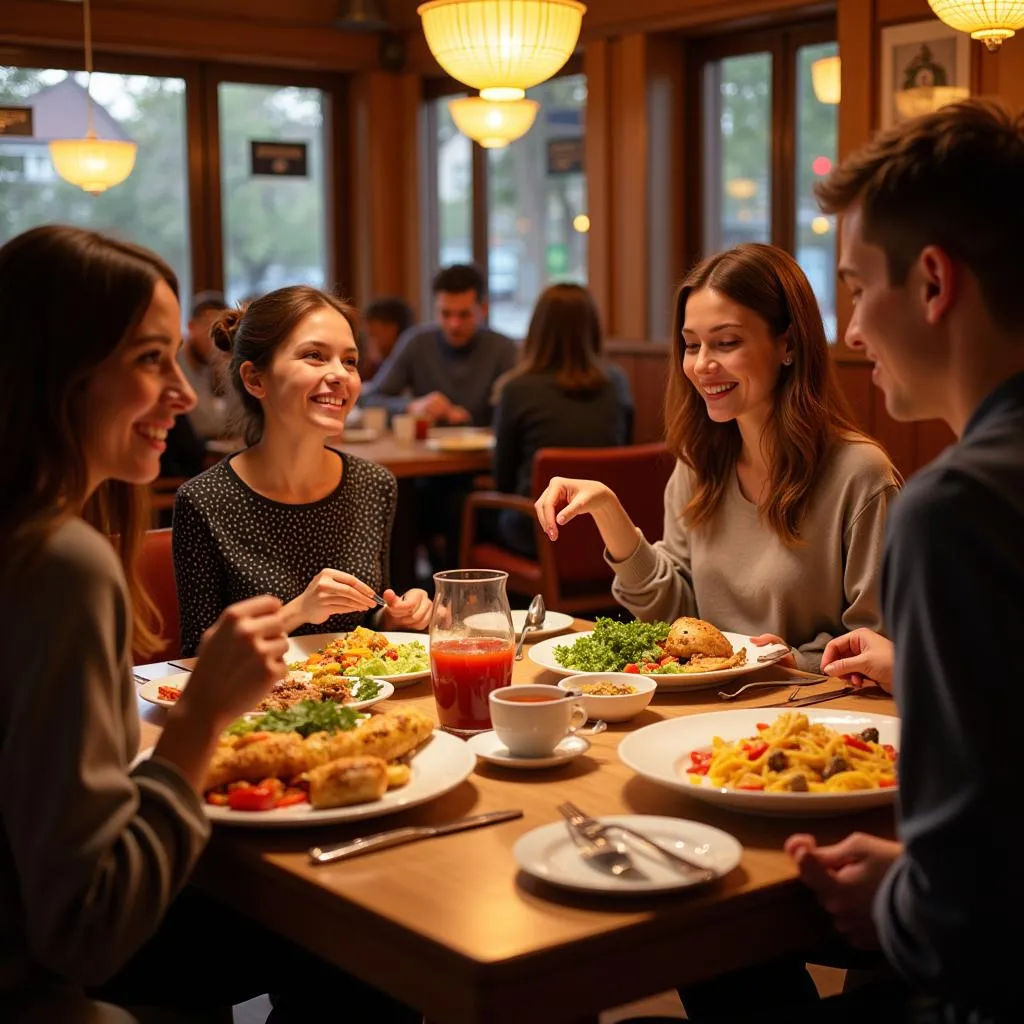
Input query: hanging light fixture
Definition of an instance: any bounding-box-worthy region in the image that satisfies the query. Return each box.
[418,0,587,101]
[49,0,137,195]
[928,0,1024,51]
[449,94,540,147]
[811,55,841,104]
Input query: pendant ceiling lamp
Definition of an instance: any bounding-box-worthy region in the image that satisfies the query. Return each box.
[928,0,1024,50]
[449,94,540,147]
[49,0,137,195]
[418,0,587,101]
[810,55,841,104]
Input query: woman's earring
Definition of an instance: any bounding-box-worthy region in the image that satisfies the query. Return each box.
[783,356,793,366]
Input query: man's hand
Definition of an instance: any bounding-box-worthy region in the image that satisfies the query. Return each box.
[821,629,894,692]
[408,391,454,423]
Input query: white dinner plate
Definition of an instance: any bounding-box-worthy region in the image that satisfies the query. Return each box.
[528,630,790,690]
[286,631,430,687]
[618,708,900,816]
[513,814,742,894]
[463,609,575,641]
[137,672,396,712]
[135,729,475,828]
[425,433,495,453]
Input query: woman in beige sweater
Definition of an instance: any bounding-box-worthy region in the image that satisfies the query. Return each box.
[0,226,419,1023]
[536,243,900,672]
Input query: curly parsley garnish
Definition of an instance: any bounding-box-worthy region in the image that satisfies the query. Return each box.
[349,676,383,702]
[227,699,364,738]
[553,617,670,671]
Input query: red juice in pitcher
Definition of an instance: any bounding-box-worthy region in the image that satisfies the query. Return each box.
[430,637,514,735]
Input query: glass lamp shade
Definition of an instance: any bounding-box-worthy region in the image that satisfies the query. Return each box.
[419,0,586,101]
[49,134,137,195]
[894,85,970,119]
[928,0,1024,50]
[811,55,841,104]
[449,95,539,147]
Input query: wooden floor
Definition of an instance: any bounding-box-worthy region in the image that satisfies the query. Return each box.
[232,966,846,1022]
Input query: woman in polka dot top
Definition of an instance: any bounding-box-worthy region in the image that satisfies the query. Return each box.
[172,286,432,657]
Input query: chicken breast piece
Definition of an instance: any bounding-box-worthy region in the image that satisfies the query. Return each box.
[312,707,435,765]
[304,756,389,809]
[204,731,310,790]
[663,617,734,659]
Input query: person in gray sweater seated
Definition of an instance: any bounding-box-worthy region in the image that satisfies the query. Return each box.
[0,225,419,1023]
[535,242,900,674]
[489,283,634,556]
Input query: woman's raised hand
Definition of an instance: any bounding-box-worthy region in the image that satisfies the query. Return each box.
[534,477,615,541]
[821,628,894,692]
[294,568,380,627]
[379,588,432,631]
[183,595,290,725]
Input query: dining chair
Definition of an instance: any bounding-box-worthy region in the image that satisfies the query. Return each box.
[135,527,180,664]
[458,442,676,615]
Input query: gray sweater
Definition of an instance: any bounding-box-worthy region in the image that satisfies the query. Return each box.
[609,440,899,671]
[874,372,1024,1015]
[0,519,208,1016]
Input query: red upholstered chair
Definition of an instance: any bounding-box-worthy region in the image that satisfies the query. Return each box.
[459,442,676,615]
[134,527,180,664]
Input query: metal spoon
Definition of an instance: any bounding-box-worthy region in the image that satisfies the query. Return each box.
[513,593,546,661]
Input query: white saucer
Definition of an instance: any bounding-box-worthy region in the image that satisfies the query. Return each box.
[467,731,590,768]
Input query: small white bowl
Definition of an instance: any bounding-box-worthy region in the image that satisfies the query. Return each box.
[557,673,656,723]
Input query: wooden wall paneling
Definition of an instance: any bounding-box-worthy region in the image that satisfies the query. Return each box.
[834,361,875,435]
[871,398,916,479]
[915,418,955,469]
[606,340,671,443]
[580,0,823,38]
[583,40,613,334]
[875,0,933,27]
[609,34,651,338]
[645,34,688,340]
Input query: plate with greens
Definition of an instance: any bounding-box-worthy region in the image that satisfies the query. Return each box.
[528,618,788,691]
[285,630,430,687]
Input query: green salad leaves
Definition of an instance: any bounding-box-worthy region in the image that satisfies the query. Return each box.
[553,617,670,672]
[227,699,364,738]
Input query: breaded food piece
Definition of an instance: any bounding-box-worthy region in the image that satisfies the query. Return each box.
[204,731,309,789]
[304,756,388,809]
[309,707,435,766]
[677,647,747,673]
[664,617,733,659]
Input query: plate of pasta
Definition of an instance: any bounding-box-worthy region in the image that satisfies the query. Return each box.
[618,708,900,815]
[286,628,430,687]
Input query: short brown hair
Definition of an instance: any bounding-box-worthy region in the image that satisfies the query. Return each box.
[816,98,1024,332]
[211,285,359,445]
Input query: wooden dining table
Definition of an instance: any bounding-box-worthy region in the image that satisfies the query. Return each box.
[135,623,898,1024]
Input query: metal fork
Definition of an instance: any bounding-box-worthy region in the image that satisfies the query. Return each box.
[556,801,714,881]
[717,674,827,700]
[555,803,640,877]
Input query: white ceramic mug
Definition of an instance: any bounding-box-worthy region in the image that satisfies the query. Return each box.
[362,406,388,434]
[392,413,416,444]
[489,685,587,757]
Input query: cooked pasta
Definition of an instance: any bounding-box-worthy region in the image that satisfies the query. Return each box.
[687,712,898,793]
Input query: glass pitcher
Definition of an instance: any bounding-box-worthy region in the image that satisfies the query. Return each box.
[429,569,515,736]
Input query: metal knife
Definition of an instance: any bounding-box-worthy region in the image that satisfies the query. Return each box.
[784,686,858,708]
[308,809,523,865]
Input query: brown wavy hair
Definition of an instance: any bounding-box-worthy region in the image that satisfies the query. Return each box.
[0,225,176,657]
[494,283,607,398]
[665,242,877,543]
[212,285,359,446]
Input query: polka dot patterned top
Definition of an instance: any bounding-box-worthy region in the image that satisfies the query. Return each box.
[172,449,397,657]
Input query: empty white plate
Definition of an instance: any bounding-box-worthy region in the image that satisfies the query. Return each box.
[514,814,742,894]
[465,609,575,641]
[467,730,590,768]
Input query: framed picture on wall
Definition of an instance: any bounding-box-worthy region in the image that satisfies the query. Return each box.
[879,20,971,131]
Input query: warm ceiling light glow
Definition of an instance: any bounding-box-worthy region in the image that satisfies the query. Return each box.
[725,178,758,200]
[811,216,831,235]
[572,213,590,232]
[894,85,971,119]
[50,134,137,195]
[419,0,587,101]
[928,0,1024,50]
[811,55,841,104]
[48,0,136,194]
[448,95,540,147]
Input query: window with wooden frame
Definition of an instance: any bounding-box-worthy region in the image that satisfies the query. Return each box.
[688,21,839,338]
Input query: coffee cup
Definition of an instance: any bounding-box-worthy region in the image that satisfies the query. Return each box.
[392,413,416,444]
[362,406,388,434]
[488,685,587,757]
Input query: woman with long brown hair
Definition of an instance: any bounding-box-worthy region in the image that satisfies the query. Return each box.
[490,282,633,555]
[535,243,899,671]
[172,285,431,657]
